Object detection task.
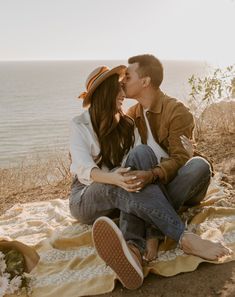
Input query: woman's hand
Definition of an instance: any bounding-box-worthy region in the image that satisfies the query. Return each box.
[121,169,153,190]
[91,167,142,192]
[112,167,144,192]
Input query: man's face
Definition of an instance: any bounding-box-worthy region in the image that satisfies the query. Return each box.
[122,62,143,99]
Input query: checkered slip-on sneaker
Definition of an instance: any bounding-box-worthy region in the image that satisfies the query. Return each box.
[92,216,144,290]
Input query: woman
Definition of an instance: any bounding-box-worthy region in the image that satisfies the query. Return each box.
[69,65,143,194]
[70,65,171,260]
[69,65,232,290]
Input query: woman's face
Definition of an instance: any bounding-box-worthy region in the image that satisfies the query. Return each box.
[116,86,125,111]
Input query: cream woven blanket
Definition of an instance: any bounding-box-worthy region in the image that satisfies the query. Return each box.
[1,175,234,297]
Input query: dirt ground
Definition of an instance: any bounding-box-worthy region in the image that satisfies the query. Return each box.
[1,124,235,297]
[94,261,235,297]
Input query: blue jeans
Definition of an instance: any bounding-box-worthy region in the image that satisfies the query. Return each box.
[70,145,211,253]
[123,145,211,241]
[166,156,211,210]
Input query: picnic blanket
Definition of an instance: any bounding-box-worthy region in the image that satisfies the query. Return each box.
[1,174,235,297]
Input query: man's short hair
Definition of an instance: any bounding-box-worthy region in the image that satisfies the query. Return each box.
[128,54,163,89]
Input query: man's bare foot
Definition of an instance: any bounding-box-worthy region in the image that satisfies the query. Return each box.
[181,232,233,261]
[144,238,159,261]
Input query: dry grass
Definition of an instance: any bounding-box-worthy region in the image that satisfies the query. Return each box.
[1,101,234,215]
[0,152,72,215]
[194,100,235,140]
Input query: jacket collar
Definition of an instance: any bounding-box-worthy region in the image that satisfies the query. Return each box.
[135,88,165,118]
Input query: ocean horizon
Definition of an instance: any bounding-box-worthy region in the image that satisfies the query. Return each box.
[0,59,211,167]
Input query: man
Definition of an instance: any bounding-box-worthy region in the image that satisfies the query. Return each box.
[123,54,211,210]
[91,56,232,290]
[120,54,214,260]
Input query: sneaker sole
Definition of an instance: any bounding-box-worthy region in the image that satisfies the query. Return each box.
[92,216,143,290]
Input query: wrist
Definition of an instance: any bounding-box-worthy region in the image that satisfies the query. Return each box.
[149,168,159,183]
[110,172,118,185]
[151,167,165,182]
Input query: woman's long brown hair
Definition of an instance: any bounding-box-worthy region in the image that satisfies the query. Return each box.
[89,74,135,169]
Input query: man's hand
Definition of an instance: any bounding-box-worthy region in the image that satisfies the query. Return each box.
[123,170,153,190]
[112,167,143,192]
[180,135,194,158]
[111,167,165,192]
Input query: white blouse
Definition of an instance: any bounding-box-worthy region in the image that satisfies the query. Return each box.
[69,110,141,185]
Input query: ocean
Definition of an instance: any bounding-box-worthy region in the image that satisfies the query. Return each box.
[0,60,210,167]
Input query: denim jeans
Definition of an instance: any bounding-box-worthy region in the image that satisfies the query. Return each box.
[166,156,211,210]
[70,144,211,253]
[120,144,211,241]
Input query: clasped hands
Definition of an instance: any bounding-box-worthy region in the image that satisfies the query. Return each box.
[112,135,193,192]
[113,167,154,192]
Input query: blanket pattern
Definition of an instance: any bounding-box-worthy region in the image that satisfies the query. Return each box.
[0,175,234,297]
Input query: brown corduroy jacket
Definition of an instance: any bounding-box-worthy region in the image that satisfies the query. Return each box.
[127,89,195,184]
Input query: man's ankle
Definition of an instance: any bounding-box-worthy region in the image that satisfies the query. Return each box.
[128,243,143,266]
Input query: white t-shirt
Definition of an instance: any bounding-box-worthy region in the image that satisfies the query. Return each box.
[143,109,169,163]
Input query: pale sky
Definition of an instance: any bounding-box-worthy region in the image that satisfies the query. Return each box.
[0,0,234,66]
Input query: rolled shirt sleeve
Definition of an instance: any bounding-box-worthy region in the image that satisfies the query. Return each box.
[69,116,99,185]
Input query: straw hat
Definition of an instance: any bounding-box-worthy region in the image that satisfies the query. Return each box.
[78,65,126,108]
[0,239,40,273]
